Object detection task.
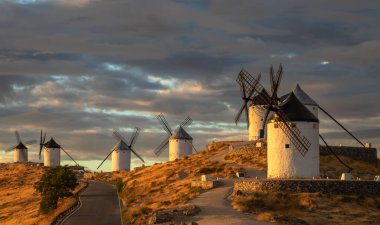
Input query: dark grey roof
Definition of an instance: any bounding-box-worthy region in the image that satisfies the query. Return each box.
[281,84,318,106]
[251,89,271,105]
[113,140,130,151]
[15,142,27,149]
[170,126,193,140]
[44,138,61,148]
[273,92,319,122]
[293,84,318,106]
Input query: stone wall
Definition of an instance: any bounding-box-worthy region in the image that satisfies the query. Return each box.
[320,145,377,163]
[234,179,380,196]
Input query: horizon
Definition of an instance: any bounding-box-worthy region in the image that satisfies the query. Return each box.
[1,0,379,171]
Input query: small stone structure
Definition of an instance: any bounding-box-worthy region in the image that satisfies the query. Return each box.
[320,145,377,163]
[149,204,200,224]
[234,179,380,196]
[191,179,220,189]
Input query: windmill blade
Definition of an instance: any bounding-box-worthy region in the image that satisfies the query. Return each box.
[270,65,275,94]
[180,116,193,128]
[319,134,352,172]
[39,130,46,160]
[24,139,37,145]
[113,130,129,145]
[60,147,79,166]
[191,142,198,153]
[239,69,311,155]
[318,106,365,147]
[261,108,271,130]
[156,114,172,136]
[276,109,311,156]
[271,64,283,99]
[15,131,21,143]
[154,137,169,156]
[130,147,145,163]
[5,145,18,152]
[129,127,141,148]
[97,150,114,169]
[234,101,249,126]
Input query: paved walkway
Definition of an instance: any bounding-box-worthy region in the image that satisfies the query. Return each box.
[189,148,270,225]
[61,181,122,225]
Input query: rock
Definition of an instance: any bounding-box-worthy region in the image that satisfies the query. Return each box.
[149,204,201,224]
[273,215,309,225]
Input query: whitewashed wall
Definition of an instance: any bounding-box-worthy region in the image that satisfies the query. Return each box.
[112,149,131,171]
[44,148,60,167]
[267,120,319,178]
[14,148,28,163]
[169,139,193,161]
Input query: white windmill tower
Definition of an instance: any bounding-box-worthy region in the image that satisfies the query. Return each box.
[39,130,79,167]
[238,64,320,179]
[155,114,197,161]
[97,128,145,172]
[235,72,271,141]
[5,131,36,163]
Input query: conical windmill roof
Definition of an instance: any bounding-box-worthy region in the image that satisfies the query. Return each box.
[15,142,27,149]
[113,140,130,151]
[170,126,193,140]
[251,89,271,105]
[274,92,319,123]
[293,84,318,106]
[281,84,318,106]
[45,138,61,148]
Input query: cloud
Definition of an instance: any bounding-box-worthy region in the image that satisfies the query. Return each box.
[0,0,379,170]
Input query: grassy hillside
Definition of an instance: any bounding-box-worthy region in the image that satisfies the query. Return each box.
[226,144,380,225]
[88,141,244,224]
[0,163,82,225]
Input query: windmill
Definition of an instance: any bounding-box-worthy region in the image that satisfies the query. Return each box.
[237,64,320,178]
[285,84,366,172]
[235,72,271,141]
[39,130,79,167]
[97,128,145,171]
[155,113,197,161]
[5,131,36,163]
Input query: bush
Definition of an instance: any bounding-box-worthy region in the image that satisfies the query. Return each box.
[34,166,78,214]
[116,179,123,193]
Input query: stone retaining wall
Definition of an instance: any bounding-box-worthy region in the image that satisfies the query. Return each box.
[320,145,377,163]
[234,179,380,196]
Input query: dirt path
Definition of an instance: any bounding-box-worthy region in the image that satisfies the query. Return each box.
[189,148,270,225]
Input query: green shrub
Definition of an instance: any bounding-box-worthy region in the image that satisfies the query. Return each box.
[34,166,78,214]
[116,179,123,193]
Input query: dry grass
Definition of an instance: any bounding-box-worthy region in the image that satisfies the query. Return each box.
[320,156,380,179]
[223,147,267,170]
[230,153,380,225]
[0,163,83,225]
[232,191,380,225]
[88,141,242,224]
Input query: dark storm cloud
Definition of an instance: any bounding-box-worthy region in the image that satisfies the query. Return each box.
[0,0,380,168]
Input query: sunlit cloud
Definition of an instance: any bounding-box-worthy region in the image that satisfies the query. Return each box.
[103,63,124,72]
[321,61,330,65]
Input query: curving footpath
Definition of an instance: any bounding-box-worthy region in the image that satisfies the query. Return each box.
[61,180,122,225]
[189,148,270,225]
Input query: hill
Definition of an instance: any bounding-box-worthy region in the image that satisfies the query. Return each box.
[0,163,82,225]
[90,141,380,225]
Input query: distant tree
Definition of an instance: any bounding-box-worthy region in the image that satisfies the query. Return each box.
[34,166,78,213]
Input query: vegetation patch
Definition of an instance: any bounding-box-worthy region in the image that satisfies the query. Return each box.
[88,141,242,224]
[232,191,380,225]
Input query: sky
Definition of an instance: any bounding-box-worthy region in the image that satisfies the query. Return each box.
[0,0,379,171]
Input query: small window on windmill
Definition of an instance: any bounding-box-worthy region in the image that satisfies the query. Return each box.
[313,124,317,129]
[285,144,290,148]
[274,123,278,128]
